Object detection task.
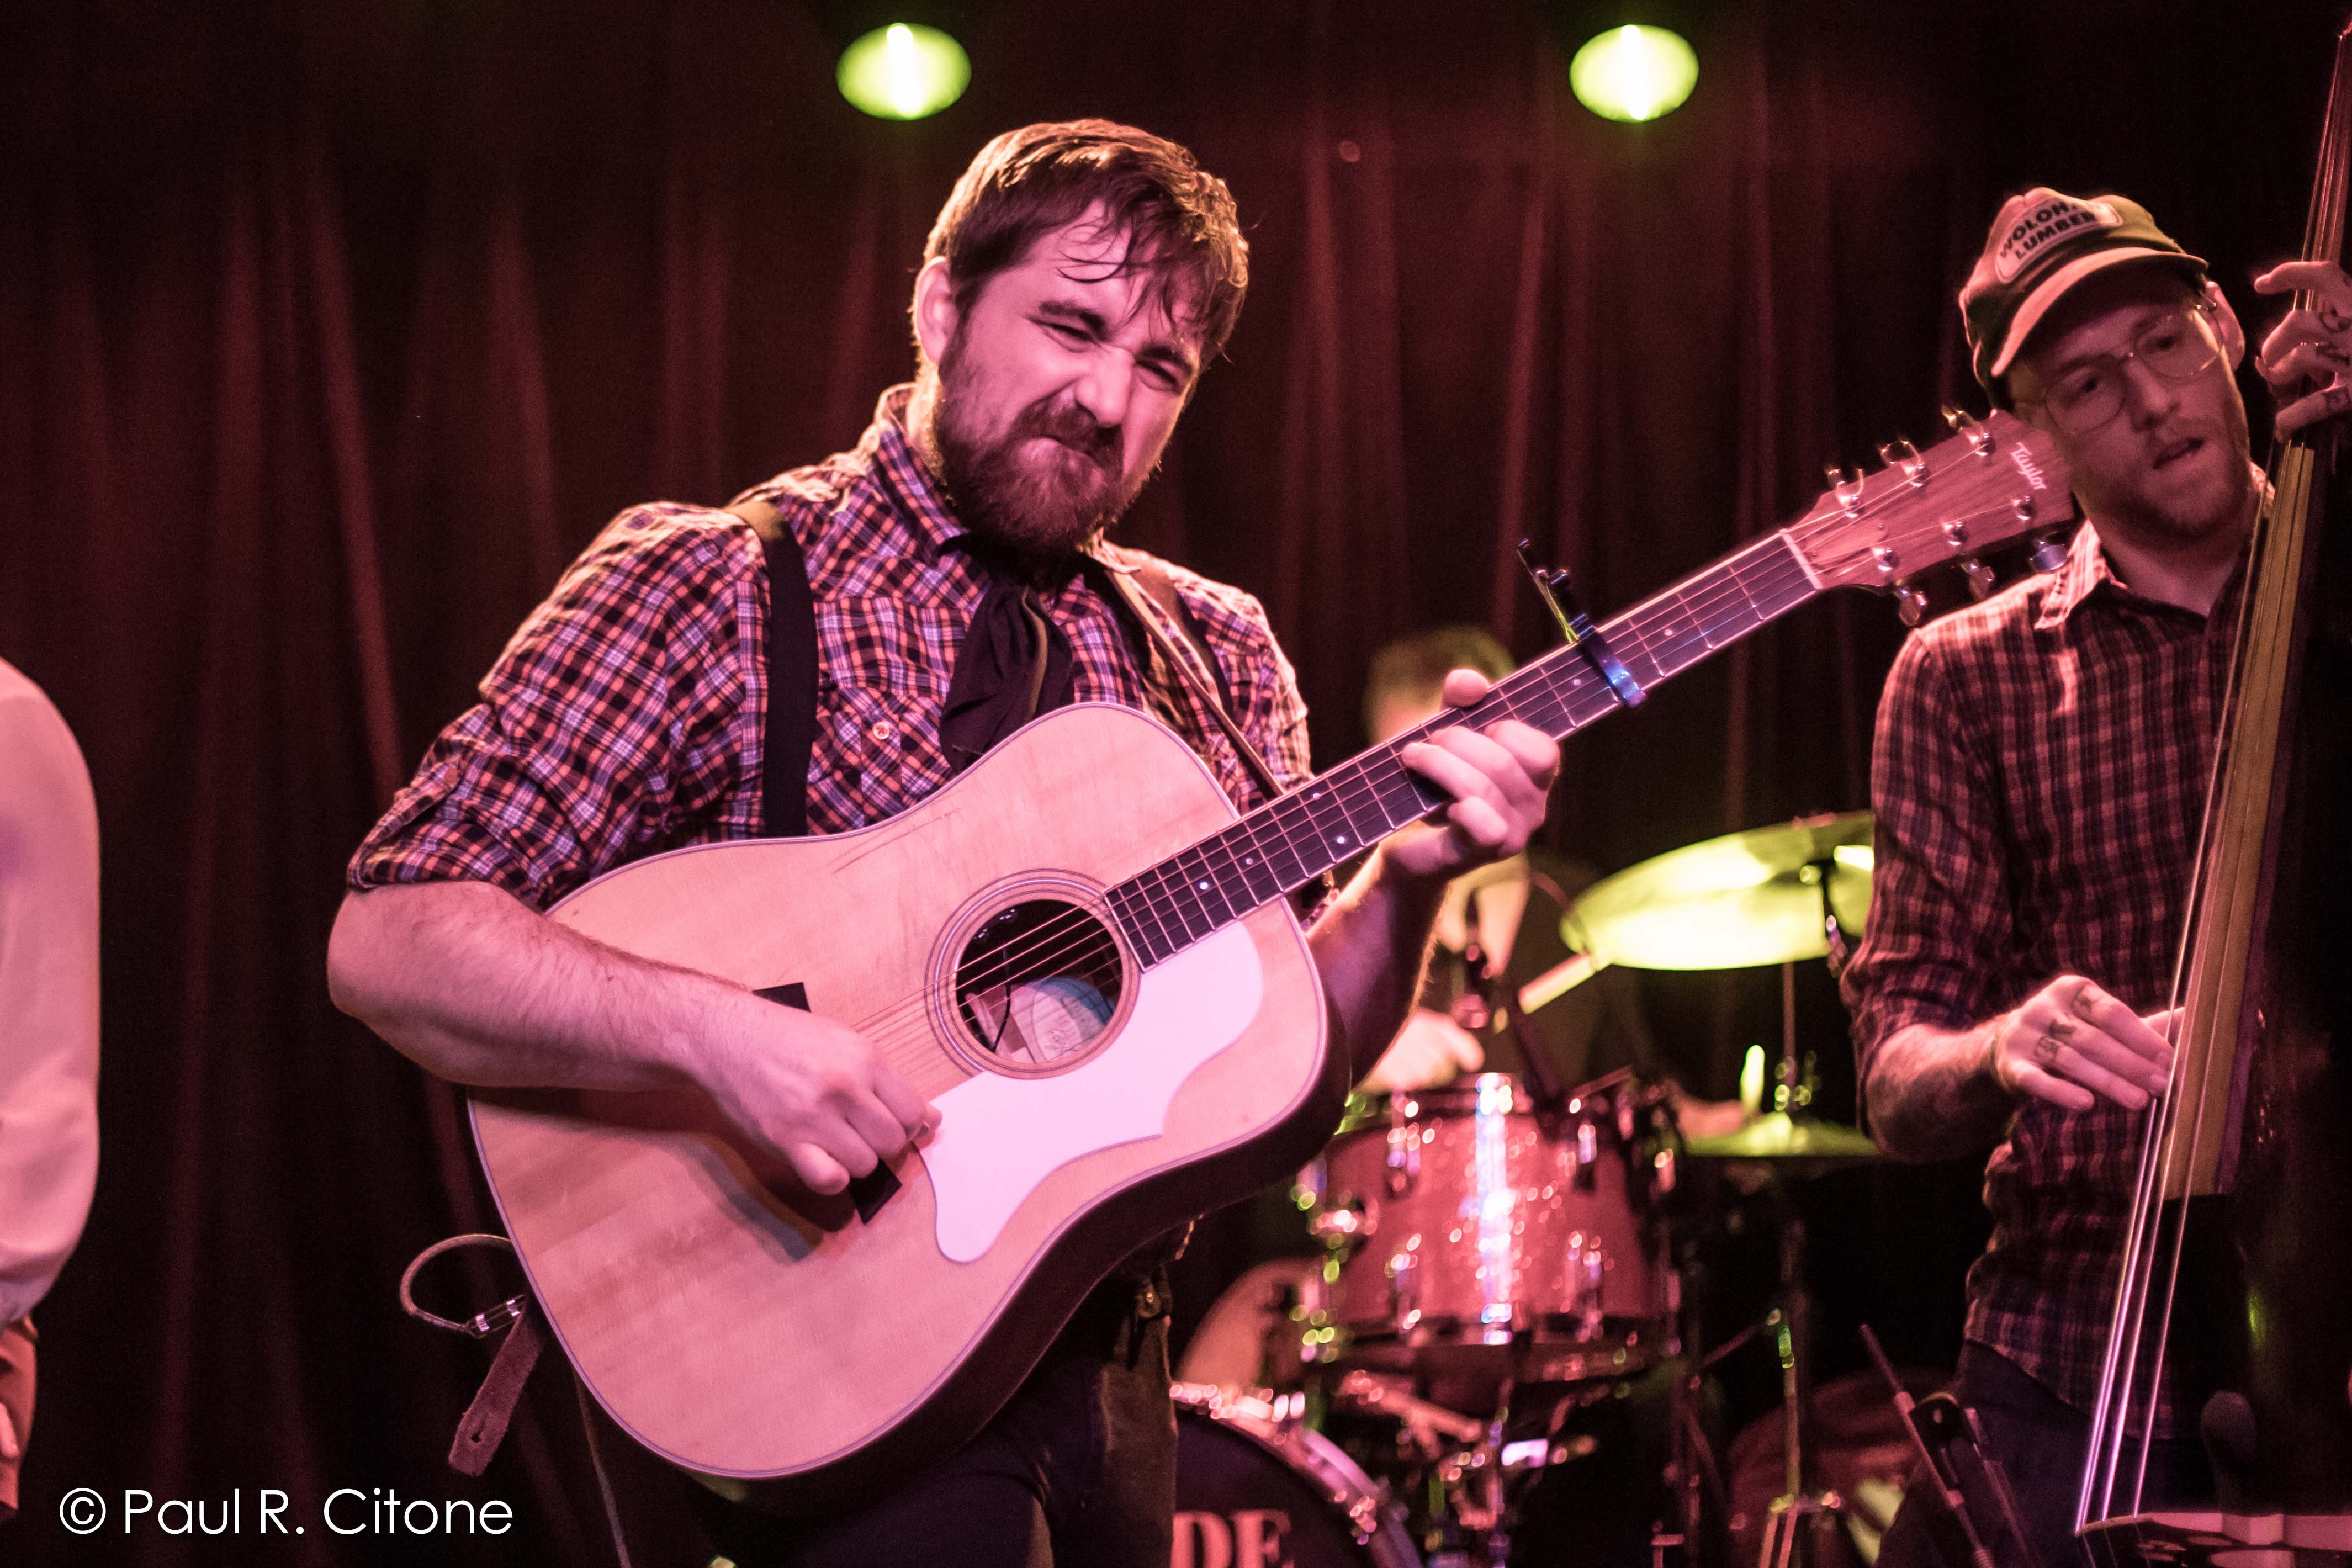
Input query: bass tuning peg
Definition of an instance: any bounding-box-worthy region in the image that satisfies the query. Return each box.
[1895,584,1929,628]
[2030,532,2069,574]
[1961,557,1995,600]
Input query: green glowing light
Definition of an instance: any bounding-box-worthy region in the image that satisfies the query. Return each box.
[838,23,970,121]
[1740,1044,1767,1115]
[1570,25,1699,123]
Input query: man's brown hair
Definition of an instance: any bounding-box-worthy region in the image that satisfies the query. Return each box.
[921,119,1249,364]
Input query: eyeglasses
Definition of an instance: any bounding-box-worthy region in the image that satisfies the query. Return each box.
[2020,305,2223,436]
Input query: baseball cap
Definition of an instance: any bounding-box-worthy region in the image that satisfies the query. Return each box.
[1962,187,2208,407]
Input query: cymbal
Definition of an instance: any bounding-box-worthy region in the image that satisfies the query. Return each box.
[1681,1111,1882,1166]
[1565,811,1874,971]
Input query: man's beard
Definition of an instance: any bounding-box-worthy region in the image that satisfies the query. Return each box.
[924,347,1146,559]
[2105,398,2256,548]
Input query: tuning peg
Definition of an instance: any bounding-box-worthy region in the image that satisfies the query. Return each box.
[2030,532,2070,574]
[1878,438,1927,488]
[1824,463,1864,515]
[1943,406,1994,458]
[1895,584,1930,627]
[1961,557,1995,600]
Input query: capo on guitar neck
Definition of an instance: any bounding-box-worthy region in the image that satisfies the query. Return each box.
[1516,540,1645,709]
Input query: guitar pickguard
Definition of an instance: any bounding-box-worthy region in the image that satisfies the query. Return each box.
[919,921,1264,1263]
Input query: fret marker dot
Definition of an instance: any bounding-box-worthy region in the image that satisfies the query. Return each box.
[1196,880,1210,892]
[1334,833,1349,845]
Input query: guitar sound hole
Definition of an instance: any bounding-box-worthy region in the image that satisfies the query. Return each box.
[953,898,1125,1071]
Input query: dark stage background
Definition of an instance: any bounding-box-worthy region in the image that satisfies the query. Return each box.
[1,2,2339,1562]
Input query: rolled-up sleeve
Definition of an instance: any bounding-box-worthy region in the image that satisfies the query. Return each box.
[1840,629,2014,1089]
[347,510,759,910]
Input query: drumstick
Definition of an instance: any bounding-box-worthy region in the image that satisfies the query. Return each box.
[1519,951,1607,1015]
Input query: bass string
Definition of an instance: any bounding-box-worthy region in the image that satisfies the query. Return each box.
[2132,455,2318,1511]
[2080,414,2314,1523]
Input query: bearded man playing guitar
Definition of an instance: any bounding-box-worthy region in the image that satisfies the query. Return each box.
[1845,187,2351,1568]
[326,120,1557,1566]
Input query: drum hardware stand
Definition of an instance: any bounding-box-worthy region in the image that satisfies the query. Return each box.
[1657,1241,1740,1568]
[1858,1326,2041,1568]
[1809,858,1854,979]
[1459,899,1571,1108]
[1753,966,1849,1568]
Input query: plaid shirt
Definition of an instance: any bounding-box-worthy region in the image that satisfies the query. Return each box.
[1841,518,2242,1418]
[350,387,1313,909]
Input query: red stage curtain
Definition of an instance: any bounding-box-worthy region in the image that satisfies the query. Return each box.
[0,2,2333,1561]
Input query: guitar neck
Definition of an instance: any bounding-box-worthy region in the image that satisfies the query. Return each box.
[1109,530,1819,966]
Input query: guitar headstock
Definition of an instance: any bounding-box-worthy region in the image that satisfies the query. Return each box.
[1786,409,2076,622]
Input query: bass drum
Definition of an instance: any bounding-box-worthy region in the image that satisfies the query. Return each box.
[1173,1384,1421,1568]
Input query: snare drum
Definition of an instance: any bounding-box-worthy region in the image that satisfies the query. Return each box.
[1302,1072,1667,1381]
[1173,1384,1421,1568]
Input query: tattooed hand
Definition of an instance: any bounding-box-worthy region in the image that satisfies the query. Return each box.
[2253,260,2352,436]
[1987,975,2176,1113]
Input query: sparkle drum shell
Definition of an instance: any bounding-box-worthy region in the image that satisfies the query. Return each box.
[1304,1073,1666,1380]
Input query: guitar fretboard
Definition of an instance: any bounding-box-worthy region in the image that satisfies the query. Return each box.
[1106,531,1818,967]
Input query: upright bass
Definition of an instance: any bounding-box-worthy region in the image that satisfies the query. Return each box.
[2075,18,2352,1563]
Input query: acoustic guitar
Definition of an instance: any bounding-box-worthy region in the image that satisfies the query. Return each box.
[469,410,2070,1509]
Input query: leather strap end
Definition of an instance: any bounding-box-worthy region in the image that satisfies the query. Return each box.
[447,1300,546,1477]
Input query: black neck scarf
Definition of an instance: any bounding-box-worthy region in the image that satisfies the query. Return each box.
[938,538,1081,775]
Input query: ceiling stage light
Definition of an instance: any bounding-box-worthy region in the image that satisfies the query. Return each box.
[838,23,970,121]
[1570,24,1698,123]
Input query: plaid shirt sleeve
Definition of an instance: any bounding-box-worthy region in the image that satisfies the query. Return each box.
[347,508,761,910]
[1840,626,2019,1088]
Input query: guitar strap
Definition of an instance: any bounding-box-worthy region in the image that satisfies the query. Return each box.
[1096,544,1288,807]
[726,497,817,839]
[409,498,812,1564]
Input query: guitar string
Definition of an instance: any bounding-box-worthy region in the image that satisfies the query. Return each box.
[839,485,2031,1067]
[843,483,2022,1057]
[853,527,1805,1019]
[831,467,2046,1061]
[856,497,1900,1026]
[840,582,1770,1063]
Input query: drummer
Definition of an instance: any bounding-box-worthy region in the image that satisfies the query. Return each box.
[1357,627,1657,1096]
[1175,629,1734,1382]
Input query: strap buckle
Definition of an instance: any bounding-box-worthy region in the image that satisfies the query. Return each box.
[398,1232,529,1339]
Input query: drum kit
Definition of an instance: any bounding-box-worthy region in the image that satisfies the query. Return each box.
[1174,812,1894,1568]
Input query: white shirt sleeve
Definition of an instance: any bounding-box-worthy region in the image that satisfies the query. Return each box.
[0,660,100,1326]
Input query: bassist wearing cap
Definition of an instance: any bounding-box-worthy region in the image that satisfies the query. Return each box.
[1843,186,2352,1568]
